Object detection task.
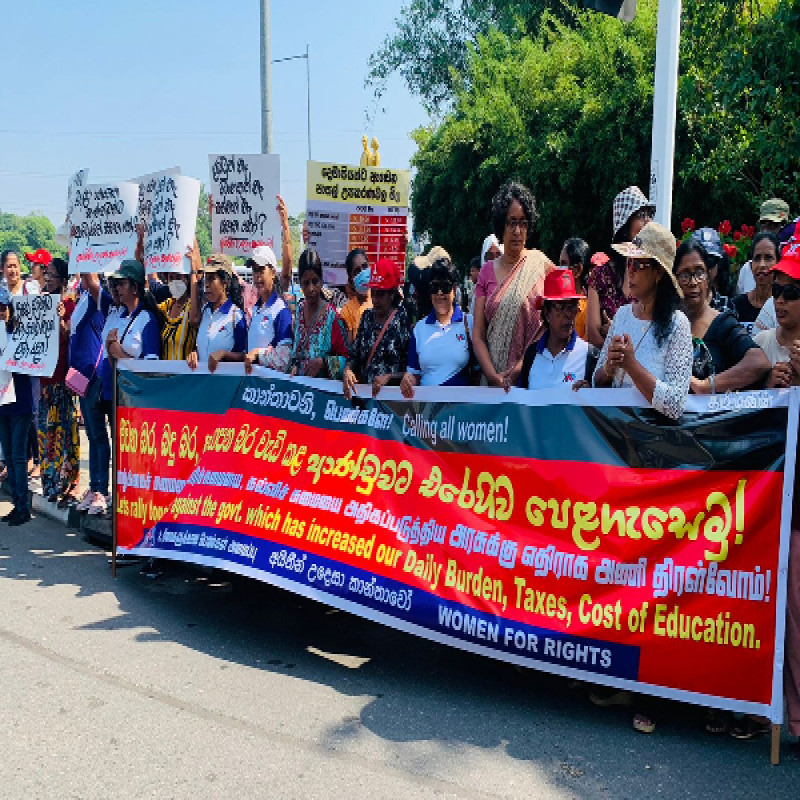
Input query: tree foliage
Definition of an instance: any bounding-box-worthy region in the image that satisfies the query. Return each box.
[408,0,800,264]
[0,211,66,261]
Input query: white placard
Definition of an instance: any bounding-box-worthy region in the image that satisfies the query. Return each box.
[208,153,281,257]
[143,174,200,274]
[132,167,181,230]
[0,324,14,406]
[0,294,60,378]
[66,168,89,223]
[68,182,140,274]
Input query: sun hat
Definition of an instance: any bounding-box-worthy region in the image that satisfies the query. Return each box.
[24,248,53,267]
[759,198,790,225]
[689,228,723,260]
[770,240,800,281]
[612,221,681,294]
[367,258,401,290]
[480,234,504,265]
[535,268,584,310]
[612,186,655,238]
[413,245,450,271]
[108,259,145,285]
[249,245,277,269]
[203,253,234,275]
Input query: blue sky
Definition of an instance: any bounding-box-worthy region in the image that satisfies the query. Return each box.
[1,0,429,224]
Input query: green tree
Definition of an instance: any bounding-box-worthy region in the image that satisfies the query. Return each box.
[0,211,66,261]
[196,185,212,259]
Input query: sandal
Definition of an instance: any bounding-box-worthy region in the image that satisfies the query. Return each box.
[633,713,656,734]
[704,709,731,735]
[729,716,770,740]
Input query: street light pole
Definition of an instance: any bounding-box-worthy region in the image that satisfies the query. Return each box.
[260,0,273,154]
[272,48,312,161]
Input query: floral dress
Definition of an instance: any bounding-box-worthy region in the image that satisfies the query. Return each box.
[587,258,628,321]
[350,305,412,384]
[290,301,349,379]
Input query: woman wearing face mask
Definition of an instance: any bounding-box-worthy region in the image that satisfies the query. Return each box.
[243,245,293,373]
[158,268,197,361]
[339,248,372,343]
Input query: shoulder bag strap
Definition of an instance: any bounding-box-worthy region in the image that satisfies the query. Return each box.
[365,308,398,370]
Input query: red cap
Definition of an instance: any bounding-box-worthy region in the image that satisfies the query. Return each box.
[367,258,401,290]
[535,268,584,310]
[770,240,800,281]
[24,248,52,266]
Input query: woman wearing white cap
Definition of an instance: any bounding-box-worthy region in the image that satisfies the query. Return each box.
[243,245,293,373]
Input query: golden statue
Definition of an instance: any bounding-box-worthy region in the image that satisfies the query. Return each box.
[369,137,380,167]
[360,135,371,166]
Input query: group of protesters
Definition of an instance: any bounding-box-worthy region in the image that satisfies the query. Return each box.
[1,179,799,742]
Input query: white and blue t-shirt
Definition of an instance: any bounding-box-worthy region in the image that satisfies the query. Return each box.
[248,292,293,352]
[197,299,247,363]
[407,307,472,387]
[524,330,588,390]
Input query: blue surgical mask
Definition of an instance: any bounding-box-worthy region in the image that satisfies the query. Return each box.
[353,269,371,294]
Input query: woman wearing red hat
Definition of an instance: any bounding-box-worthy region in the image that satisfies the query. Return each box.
[343,258,410,399]
[518,269,588,390]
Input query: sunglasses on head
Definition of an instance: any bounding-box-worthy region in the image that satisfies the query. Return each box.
[771,282,800,302]
[430,280,454,295]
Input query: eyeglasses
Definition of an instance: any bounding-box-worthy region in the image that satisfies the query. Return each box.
[505,218,528,232]
[550,301,579,315]
[631,209,652,222]
[429,281,454,295]
[675,268,708,286]
[626,258,654,272]
[771,282,800,302]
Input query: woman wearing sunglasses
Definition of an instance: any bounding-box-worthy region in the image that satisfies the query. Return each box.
[673,240,769,396]
[343,259,411,399]
[400,258,473,397]
[593,221,692,424]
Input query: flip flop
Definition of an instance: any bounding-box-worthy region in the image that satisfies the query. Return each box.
[633,713,656,734]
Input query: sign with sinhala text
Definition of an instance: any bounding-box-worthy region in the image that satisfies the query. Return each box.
[115,363,794,723]
[143,174,201,275]
[1,294,60,378]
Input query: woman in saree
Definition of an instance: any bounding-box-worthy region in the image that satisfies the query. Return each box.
[472,181,554,389]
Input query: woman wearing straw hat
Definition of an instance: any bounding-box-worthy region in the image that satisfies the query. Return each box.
[593,221,692,423]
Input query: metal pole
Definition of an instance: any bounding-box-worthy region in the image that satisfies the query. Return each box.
[649,0,682,229]
[260,0,273,154]
[306,44,311,161]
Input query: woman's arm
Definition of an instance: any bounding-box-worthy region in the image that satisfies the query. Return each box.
[85,272,101,304]
[591,317,617,387]
[277,195,293,294]
[643,315,692,419]
[471,295,501,386]
[187,240,203,327]
[586,287,610,349]
[693,347,771,394]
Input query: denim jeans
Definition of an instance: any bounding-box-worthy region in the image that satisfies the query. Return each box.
[0,413,32,512]
[79,378,111,496]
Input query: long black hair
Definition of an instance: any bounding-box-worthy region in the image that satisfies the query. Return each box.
[562,237,591,286]
[651,270,683,347]
[750,231,780,261]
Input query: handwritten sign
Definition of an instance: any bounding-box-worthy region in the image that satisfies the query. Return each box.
[0,325,14,406]
[68,182,140,274]
[306,161,409,285]
[208,153,281,256]
[66,169,89,224]
[132,167,181,230]
[0,294,59,378]
[143,174,200,274]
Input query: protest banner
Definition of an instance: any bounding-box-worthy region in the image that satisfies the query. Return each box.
[142,174,200,274]
[208,154,281,257]
[132,167,181,231]
[0,294,59,378]
[0,325,15,406]
[114,364,795,724]
[68,182,140,274]
[306,161,410,286]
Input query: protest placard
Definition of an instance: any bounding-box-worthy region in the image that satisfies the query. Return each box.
[132,167,181,231]
[116,363,796,725]
[0,325,14,406]
[66,168,88,224]
[306,161,410,285]
[68,182,140,274]
[208,154,281,257]
[142,174,200,274]
[0,294,59,378]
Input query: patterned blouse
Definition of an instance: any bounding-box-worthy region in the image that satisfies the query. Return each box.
[587,258,628,321]
[290,301,349,379]
[350,305,412,384]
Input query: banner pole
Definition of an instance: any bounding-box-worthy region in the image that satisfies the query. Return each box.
[771,724,781,765]
[111,361,117,578]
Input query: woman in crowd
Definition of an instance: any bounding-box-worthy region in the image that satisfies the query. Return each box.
[339,248,372,343]
[733,233,780,332]
[290,248,349,379]
[519,269,588,390]
[473,181,553,389]
[586,187,653,348]
[593,221,692,422]
[187,253,247,372]
[39,258,80,504]
[558,238,591,340]
[343,258,410,398]
[481,234,503,268]
[0,288,34,526]
[400,258,471,397]
[673,240,769,394]
[158,263,197,362]
[243,245,293,374]
[688,228,736,314]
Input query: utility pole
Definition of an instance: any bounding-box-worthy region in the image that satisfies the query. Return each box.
[306,43,311,161]
[649,0,682,229]
[260,0,273,154]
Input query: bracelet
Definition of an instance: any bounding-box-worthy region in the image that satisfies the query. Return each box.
[709,373,716,395]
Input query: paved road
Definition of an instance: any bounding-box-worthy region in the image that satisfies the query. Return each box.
[0,505,797,799]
